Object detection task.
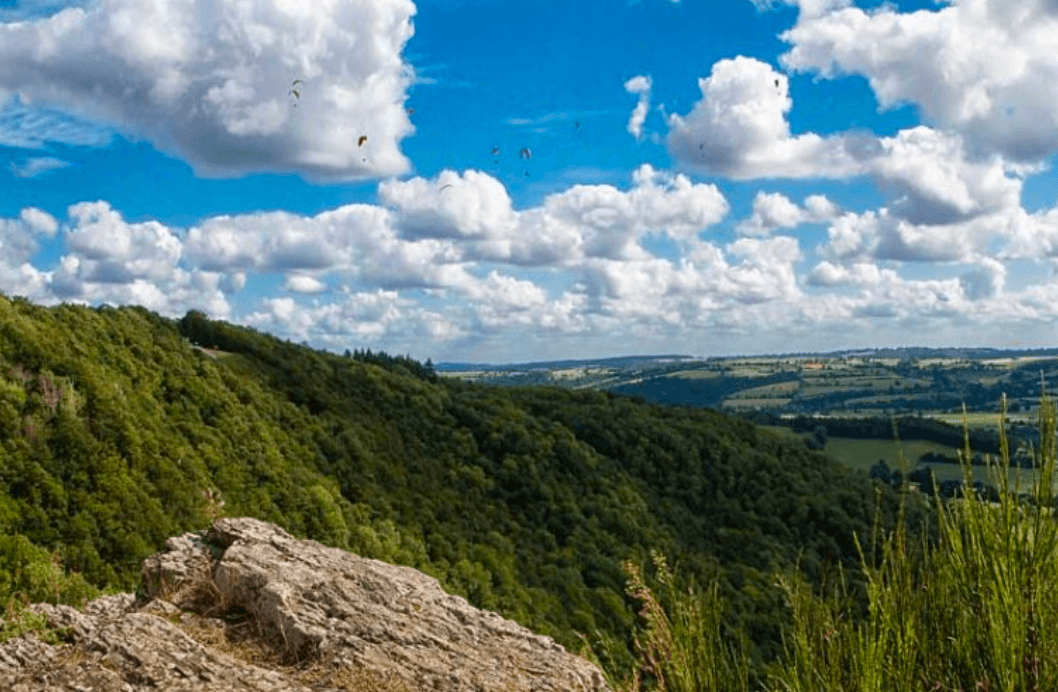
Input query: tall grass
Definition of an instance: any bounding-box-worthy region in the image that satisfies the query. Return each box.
[604,394,1058,692]
[607,550,752,692]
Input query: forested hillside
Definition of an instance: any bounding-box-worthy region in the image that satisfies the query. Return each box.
[0,294,935,679]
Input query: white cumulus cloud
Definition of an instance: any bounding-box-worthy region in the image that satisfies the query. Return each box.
[378,169,518,241]
[0,0,417,181]
[665,56,875,179]
[871,127,1024,226]
[624,75,653,141]
[285,274,328,294]
[779,0,1058,163]
[736,191,839,236]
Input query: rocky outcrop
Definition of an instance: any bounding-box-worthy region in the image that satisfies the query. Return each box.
[0,517,612,692]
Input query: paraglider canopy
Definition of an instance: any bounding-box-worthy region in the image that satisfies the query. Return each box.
[519,147,532,159]
[358,135,368,147]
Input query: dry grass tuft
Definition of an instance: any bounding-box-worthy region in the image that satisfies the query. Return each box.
[175,611,415,691]
[161,557,416,692]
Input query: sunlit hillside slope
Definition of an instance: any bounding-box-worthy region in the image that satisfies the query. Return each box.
[0,294,934,678]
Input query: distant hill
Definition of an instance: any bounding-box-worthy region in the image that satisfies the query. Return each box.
[435,347,1058,373]
[0,294,934,680]
[436,354,698,371]
[436,347,1058,420]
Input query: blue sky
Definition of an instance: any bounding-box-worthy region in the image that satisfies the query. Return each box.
[2,0,1058,363]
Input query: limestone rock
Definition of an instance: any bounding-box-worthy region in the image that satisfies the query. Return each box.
[0,517,613,692]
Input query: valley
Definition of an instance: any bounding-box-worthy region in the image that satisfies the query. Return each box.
[438,348,1058,494]
[1,295,1053,688]
[437,348,1058,418]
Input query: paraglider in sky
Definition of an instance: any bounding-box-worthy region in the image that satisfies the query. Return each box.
[519,147,532,178]
[289,79,303,107]
[358,135,368,147]
[406,107,415,115]
[774,79,779,88]
[491,146,500,155]
[439,184,453,192]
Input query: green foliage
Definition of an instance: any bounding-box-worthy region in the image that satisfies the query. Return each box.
[0,534,98,608]
[778,414,1004,456]
[0,295,930,682]
[768,394,1058,692]
[0,533,99,644]
[598,396,1058,691]
[611,551,752,692]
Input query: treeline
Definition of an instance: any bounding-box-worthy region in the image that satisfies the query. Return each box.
[180,310,439,393]
[747,412,1004,455]
[609,371,801,410]
[0,296,937,682]
[346,347,438,383]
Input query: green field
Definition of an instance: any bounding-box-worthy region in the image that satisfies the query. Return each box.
[925,411,1037,426]
[823,437,956,471]
[727,381,800,399]
[765,427,1055,491]
[828,436,1057,490]
[664,369,721,379]
[725,398,793,409]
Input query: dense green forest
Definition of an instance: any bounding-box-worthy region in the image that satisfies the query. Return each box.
[0,294,936,680]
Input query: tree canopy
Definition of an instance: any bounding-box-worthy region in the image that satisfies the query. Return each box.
[0,296,935,679]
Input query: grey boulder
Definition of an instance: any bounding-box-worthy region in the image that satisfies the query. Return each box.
[0,517,612,692]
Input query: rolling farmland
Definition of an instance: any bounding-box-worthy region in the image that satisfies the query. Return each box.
[437,347,1058,483]
[437,347,1058,419]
